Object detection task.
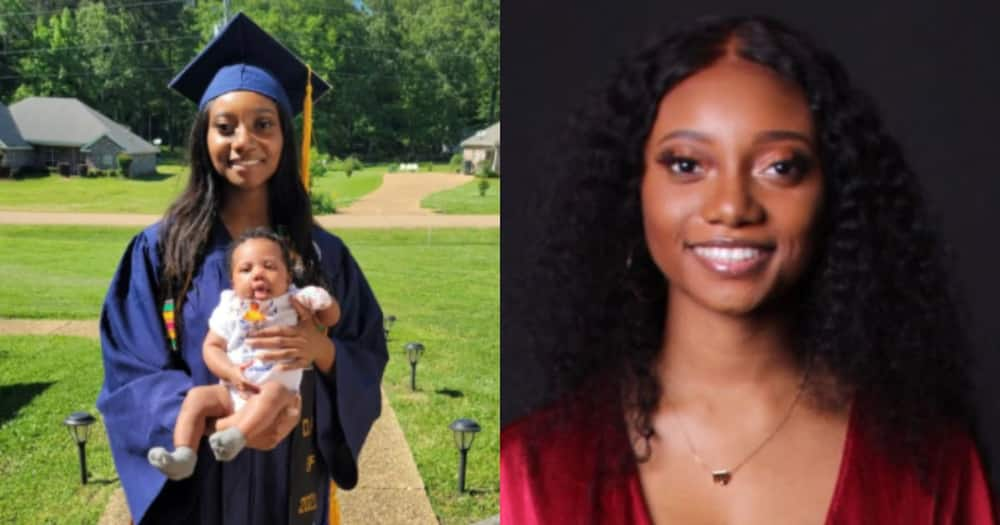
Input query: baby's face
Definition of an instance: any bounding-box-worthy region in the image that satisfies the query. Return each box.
[230,238,291,301]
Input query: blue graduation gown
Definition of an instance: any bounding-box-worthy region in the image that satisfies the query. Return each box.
[97,222,387,524]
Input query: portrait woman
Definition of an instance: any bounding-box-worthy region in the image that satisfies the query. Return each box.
[501,15,995,524]
[96,13,386,524]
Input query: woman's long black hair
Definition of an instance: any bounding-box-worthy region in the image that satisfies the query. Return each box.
[530,15,972,468]
[157,98,323,345]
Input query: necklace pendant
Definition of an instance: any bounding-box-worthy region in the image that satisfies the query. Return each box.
[711,470,732,486]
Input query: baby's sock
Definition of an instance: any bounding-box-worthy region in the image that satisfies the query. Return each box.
[209,427,247,461]
[147,446,196,480]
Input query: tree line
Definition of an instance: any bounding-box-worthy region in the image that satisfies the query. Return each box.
[0,0,499,161]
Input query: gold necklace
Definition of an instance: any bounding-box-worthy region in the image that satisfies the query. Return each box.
[672,372,807,487]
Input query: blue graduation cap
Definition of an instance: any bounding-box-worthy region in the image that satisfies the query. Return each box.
[168,12,330,116]
[168,12,330,188]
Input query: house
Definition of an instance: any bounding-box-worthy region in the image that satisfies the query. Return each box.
[9,97,158,176]
[460,122,499,175]
[0,103,33,174]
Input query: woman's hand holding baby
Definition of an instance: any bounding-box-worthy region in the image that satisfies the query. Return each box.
[246,298,336,374]
[213,389,301,451]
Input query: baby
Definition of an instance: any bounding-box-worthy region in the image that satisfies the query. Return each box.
[148,227,340,480]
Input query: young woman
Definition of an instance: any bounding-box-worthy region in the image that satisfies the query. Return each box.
[501,15,993,524]
[97,13,386,524]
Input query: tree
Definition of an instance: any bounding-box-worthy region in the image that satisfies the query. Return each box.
[0,0,500,161]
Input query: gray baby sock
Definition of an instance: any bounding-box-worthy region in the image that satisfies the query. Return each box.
[147,446,197,480]
[209,427,247,461]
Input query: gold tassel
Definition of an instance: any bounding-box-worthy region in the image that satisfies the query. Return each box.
[328,482,341,524]
[301,65,313,194]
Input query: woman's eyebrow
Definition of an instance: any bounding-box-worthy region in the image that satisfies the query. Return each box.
[656,129,712,145]
[752,130,814,147]
[211,108,276,119]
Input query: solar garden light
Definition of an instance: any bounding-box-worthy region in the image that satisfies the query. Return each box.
[383,314,397,339]
[404,341,424,391]
[449,418,481,493]
[64,411,97,484]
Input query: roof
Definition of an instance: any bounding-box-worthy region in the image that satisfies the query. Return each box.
[461,122,500,148]
[9,97,158,155]
[0,104,31,150]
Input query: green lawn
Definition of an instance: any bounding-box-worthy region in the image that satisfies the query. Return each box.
[0,168,189,214]
[0,335,117,525]
[0,163,389,215]
[0,225,498,524]
[421,178,500,215]
[310,165,386,211]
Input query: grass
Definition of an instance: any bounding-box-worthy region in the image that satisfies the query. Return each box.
[0,163,390,215]
[0,169,189,214]
[421,179,500,215]
[0,335,117,525]
[0,226,138,319]
[345,228,499,522]
[0,225,499,524]
[310,165,386,210]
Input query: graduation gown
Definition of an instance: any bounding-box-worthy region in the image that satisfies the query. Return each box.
[97,222,387,524]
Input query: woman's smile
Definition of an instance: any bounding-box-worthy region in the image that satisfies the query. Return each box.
[686,240,775,278]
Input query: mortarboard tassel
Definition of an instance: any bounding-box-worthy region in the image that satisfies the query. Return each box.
[300,65,313,194]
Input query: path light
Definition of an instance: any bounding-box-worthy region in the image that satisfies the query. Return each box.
[383,314,397,339]
[64,411,97,484]
[449,418,481,493]
[404,342,424,391]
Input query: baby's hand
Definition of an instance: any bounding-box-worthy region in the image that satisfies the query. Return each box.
[225,362,260,399]
[294,286,333,312]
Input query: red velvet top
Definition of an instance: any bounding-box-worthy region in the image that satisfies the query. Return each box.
[501,398,994,524]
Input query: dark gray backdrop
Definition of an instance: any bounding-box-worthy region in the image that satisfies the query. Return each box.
[500,0,1000,495]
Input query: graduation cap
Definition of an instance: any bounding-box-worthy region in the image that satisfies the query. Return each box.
[168,12,330,189]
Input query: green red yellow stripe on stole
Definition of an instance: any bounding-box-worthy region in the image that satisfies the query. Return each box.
[162,299,177,352]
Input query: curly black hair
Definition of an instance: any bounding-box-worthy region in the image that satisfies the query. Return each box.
[529,15,972,468]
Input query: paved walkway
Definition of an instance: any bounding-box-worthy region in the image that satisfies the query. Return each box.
[341,172,470,216]
[0,172,498,229]
[1,319,437,525]
[0,210,498,229]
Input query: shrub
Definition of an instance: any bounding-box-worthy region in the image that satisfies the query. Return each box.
[309,147,331,178]
[310,192,336,215]
[78,164,89,177]
[117,153,133,178]
[344,155,365,177]
[58,162,70,176]
[449,153,463,172]
[478,178,490,197]
[477,164,498,178]
[0,166,10,178]
[14,167,47,179]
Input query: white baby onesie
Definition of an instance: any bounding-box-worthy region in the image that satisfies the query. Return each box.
[206,284,333,411]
